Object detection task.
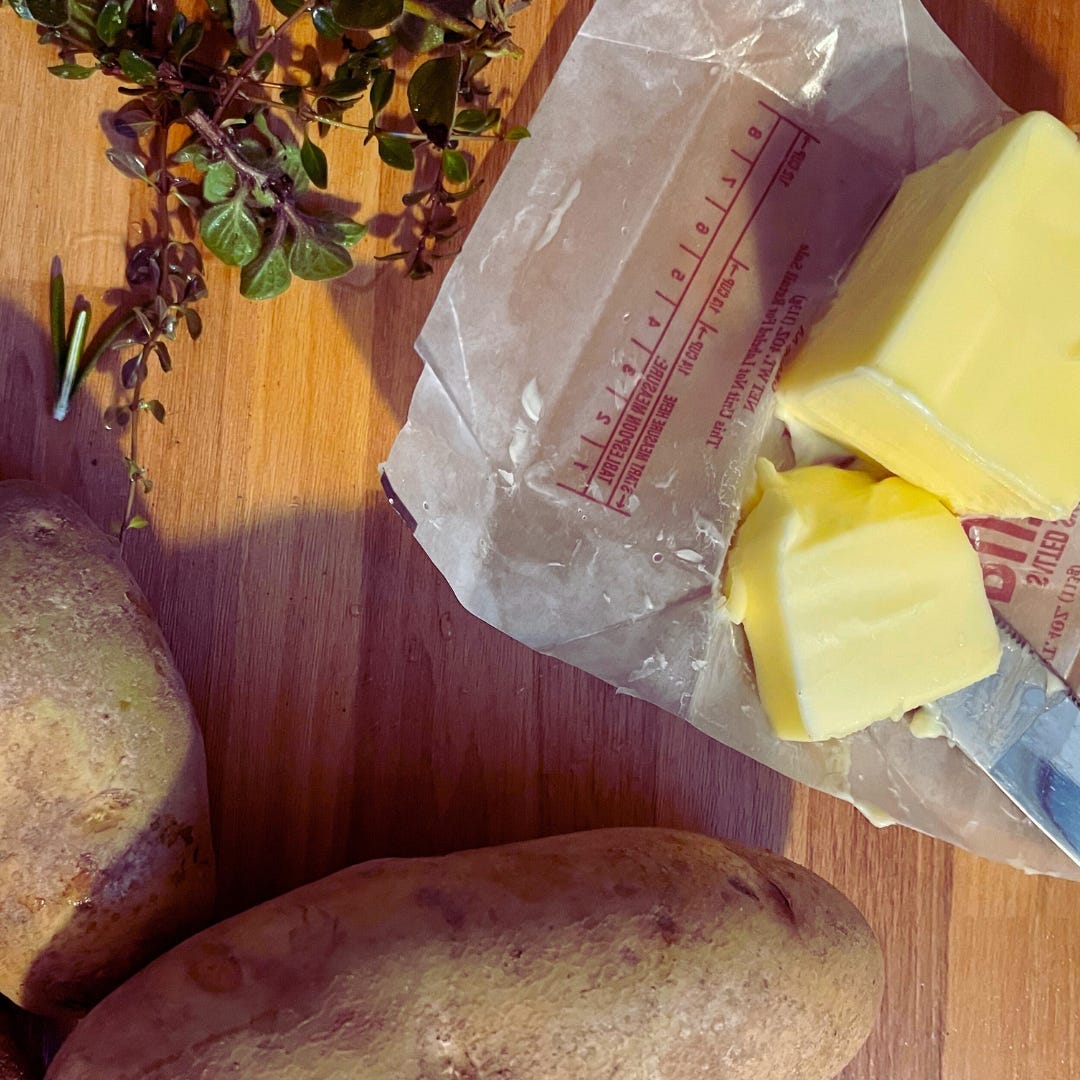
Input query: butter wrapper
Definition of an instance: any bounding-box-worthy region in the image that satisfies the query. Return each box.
[384,0,1080,877]
[968,511,1080,691]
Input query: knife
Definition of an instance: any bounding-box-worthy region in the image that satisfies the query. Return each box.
[936,615,1080,868]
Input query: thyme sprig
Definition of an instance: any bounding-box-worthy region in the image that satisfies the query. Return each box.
[7,0,531,535]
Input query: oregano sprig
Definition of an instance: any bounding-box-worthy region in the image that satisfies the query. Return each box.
[8,0,532,534]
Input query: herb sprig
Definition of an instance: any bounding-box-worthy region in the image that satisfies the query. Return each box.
[6,0,530,536]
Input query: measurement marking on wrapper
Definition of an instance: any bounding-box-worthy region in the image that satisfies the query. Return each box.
[563,108,782,501]
[757,99,820,142]
[558,101,816,514]
[605,137,800,510]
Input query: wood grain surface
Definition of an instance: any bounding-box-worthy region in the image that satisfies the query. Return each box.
[0,1,1077,1077]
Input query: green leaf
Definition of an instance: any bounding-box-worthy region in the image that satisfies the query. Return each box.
[365,33,396,59]
[229,0,259,53]
[330,0,402,31]
[376,132,415,170]
[333,219,366,247]
[203,160,237,203]
[118,49,158,86]
[240,240,292,300]
[184,306,203,339]
[269,0,303,13]
[504,125,530,141]
[172,142,211,169]
[144,399,166,423]
[407,55,460,146]
[204,0,227,15]
[318,75,368,101]
[105,148,149,182]
[95,0,124,45]
[48,62,97,79]
[252,111,284,154]
[170,20,204,63]
[311,3,344,38]
[307,210,367,248]
[114,108,157,137]
[409,257,433,279]
[443,179,482,202]
[49,259,65,378]
[273,140,308,191]
[151,340,172,372]
[279,84,302,109]
[200,196,261,266]
[27,0,67,27]
[390,11,443,53]
[254,50,275,77]
[235,135,271,171]
[120,354,146,388]
[289,230,353,281]
[453,108,487,133]
[126,515,150,530]
[369,66,394,116]
[248,184,278,209]
[300,136,329,189]
[441,148,468,185]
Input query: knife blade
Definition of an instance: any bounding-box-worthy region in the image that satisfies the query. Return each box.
[936,614,1080,868]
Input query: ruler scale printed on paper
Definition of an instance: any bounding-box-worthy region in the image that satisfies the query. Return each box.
[557,100,818,518]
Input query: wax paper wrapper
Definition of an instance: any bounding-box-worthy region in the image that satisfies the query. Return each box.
[384,0,1080,877]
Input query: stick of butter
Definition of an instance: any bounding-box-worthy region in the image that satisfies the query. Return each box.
[776,111,1080,520]
[723,461,1001,742]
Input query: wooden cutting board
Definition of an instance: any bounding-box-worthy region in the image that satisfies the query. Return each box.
[0,1,1078,1075]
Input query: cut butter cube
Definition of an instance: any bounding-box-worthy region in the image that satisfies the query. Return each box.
[723,461,1001,742]
[776,111,1080,520]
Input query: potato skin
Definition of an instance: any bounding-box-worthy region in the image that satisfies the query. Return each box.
[0,480,215,1017]
[48,828,881,1079]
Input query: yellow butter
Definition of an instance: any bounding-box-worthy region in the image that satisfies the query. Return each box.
[724,461,1001,742]
[776,111,1080,520]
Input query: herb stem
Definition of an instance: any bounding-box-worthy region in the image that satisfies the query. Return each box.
[120,345,148,547]
[261,100,426,140]
[187,108,278,194]
[212,1,317,124]
[120,112,173,543]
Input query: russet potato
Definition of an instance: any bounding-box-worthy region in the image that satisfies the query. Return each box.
[0,480,214,1017]
[48,827,881,1078]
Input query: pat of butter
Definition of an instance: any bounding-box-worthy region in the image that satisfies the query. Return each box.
[724,461,1001,742]
[776,111,1080,520]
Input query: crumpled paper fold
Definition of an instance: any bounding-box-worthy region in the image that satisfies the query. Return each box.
[385,0,1080,877]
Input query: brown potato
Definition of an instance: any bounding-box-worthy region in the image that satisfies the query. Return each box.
[0,480,215,1018]
[48,828,881,1078]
